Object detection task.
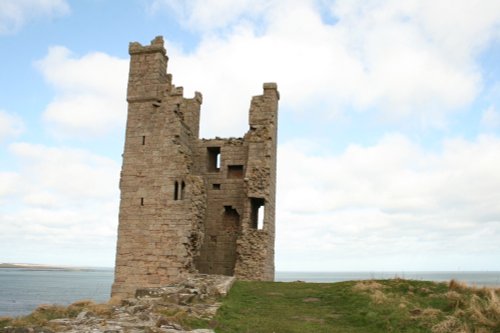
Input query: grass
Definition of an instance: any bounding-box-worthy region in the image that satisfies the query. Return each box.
[0,300,112,330]
[210,279,500,333]
[2,279,499,332]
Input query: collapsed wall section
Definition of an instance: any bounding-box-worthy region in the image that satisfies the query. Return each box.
[193,138,248,276]
[192,83,279,280]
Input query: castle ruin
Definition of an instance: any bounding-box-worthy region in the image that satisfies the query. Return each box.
[111,37,279,298]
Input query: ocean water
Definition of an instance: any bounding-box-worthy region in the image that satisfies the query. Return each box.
[1,269,499,317]
[276,271,500,286]
[0,268,113,317]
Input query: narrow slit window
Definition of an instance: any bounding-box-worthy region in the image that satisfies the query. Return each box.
[250,198,265,230]
[207,147,221,172]
[140,197,144,206]
[174,181,179,200]
[180,181,186,200]
[142,136,146,145]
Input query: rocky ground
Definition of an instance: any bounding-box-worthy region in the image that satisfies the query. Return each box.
[1,275,235,333]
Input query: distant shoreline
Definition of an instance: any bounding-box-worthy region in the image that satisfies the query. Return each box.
[0,263,110,271]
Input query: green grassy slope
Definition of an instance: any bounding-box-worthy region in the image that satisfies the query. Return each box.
[210,279,500,333]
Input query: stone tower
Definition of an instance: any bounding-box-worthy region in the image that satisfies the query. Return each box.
[111,36,279,298]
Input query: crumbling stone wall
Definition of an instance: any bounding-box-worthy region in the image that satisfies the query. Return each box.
[112,36,279,298]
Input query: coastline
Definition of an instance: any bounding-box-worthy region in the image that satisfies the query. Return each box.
[1,269,500,317]
[0,263,109,271]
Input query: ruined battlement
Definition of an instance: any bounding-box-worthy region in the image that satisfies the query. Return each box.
[112,36,279,298]
[128,36,166,55]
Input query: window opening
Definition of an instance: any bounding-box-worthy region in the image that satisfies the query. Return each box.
[257,206,264,230]
[227,165,244,179]
[140,197,144,206]
[207,147,221,172]
[142,136,146,145]
[250,198,265,230]
[181,181,186,200]
[174,181,179,200]
[212,183,221,190]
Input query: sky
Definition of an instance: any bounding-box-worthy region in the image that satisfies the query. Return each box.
[0,0,499,272]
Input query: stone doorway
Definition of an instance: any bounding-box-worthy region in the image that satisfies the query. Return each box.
[195,206,240,276]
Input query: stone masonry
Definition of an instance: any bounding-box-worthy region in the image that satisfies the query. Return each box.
[111,36,279,298]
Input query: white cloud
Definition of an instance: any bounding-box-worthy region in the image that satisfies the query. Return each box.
[36,46,128,138]
[0,143,120,266]
[0,110,24,142]
[149,0,269,31]
[0,0,69,34]
[276,134,500,271]
[152,0,500,137]
[9,142,119,200]
[411,0,500,64]
[481,105,500,129]
[0,172,21,200]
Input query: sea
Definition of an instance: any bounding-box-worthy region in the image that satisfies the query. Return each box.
[1,268,500,317]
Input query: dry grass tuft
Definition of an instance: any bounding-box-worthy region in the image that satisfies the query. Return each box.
[468,290,500,329]
[6,304,79,328]
[70,299,94,307]
[421,308,442,320]
[87,303,113,317]
[432,281,500,332]
[446,290,465,309]
[431,316,468,333]
[353,281,389,304]
[0,316,13,328]
[353,280,384,292]
[107,296,123,306]
[1,299,114,329]
[474,328,494,333]
[370,290,388,304]
[449,279,468,292]
[68,299,113,318]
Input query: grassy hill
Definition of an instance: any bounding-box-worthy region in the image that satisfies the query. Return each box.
[210,279,500,333]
